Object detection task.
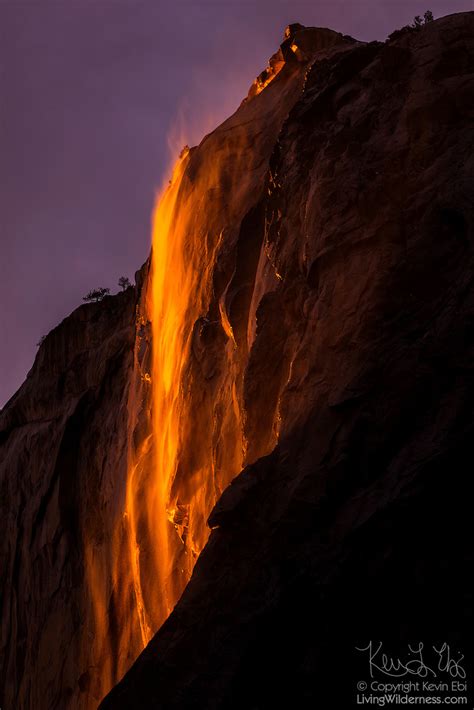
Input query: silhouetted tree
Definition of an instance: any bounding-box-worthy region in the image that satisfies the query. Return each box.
[389,10,434,40]
[83,287,110,303]
[118,276,131,291]
[413,10,434,28]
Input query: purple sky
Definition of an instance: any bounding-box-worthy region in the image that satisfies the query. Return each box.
[0,0,471,407]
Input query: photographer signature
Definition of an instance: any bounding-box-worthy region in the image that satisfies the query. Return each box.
[355,642,466,679]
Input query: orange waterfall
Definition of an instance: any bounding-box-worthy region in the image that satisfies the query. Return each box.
[83,100,285,704]
[122,145,243,651]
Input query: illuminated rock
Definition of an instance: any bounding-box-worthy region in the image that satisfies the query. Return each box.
[100,11,474,709]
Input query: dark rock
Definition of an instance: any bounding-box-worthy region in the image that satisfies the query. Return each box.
[0,289,138,709]
[99,12,474,709]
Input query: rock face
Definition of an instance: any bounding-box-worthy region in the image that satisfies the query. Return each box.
[1,12,474,710]
[100,12,474,708]
[0,289,137,708]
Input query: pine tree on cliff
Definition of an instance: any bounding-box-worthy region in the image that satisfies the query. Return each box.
[118,276,131,291]
[83,287,110,302]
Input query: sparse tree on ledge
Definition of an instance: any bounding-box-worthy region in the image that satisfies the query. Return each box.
[413,10,434,28]
[118,276,131,291]
[389,10,434,40]
[83,287,110,303]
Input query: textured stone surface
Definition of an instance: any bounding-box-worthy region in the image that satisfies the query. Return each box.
[1,23,345,709]
[101,12,474,709]
[0,289,137,708]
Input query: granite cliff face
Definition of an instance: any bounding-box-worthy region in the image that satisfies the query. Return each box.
[0,289,136,707]
[1,13,474,710]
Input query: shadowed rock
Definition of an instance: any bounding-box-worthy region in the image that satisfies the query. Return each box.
[100,12,474,709]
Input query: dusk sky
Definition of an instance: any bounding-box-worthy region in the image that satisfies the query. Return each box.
[1,0,472,407]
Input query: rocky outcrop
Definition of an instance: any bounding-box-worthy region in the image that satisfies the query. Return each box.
[247,25,354,98]
[1,22,355,709]
[0,289,137,708]
[1,12,473,710]
[100,11,474,709]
